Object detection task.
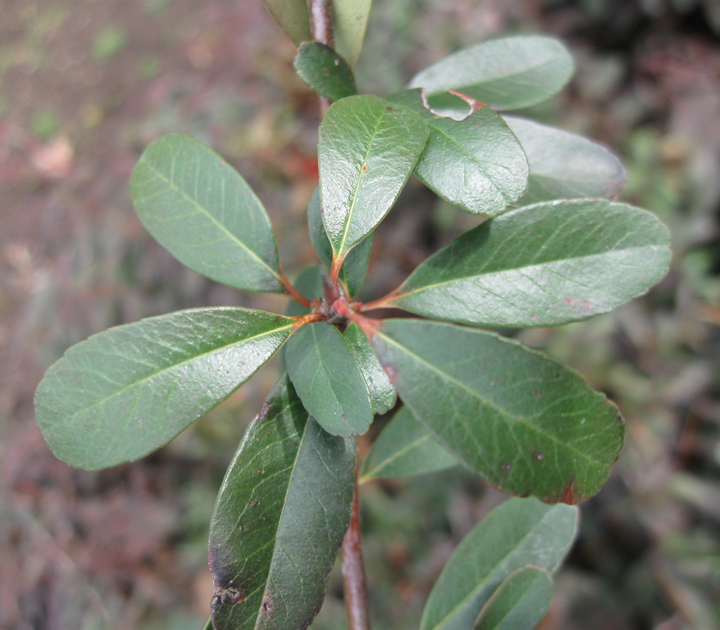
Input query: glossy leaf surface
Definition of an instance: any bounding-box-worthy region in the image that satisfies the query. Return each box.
[504,116,626,205]
[473,567,553,630]
[421,497,577,630]
[308,187,372,297]
[294,42,357,101]
[344,322,396,415]
[130,134,284,293]
[372,320,625,502]
[261,0,311,46]
[361,406,458,480]
[332,0,372,67]
[209,377,355,630]
[35,308,294,470]
[319,95,429,259]
[389,90,528,216]
[409,36,574,111]
[285,322,373,436]
[393,200,671,328]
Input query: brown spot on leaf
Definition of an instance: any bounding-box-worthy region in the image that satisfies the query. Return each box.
[558,476,578,504]
[249,498,259,507]
[532,452,544,462]
[360,163,368,173]
[501,463,512,471]
[565,297,575,305]
[261,594,275,616]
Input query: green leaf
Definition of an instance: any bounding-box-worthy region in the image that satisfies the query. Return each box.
[504,116,626,205]
[261,0,311,46]
[285,322,373,436]
[34,308,295,470]
[332,0,372,67]
[285,265,324,317]
[209,376,355,630]
[361,406,458,480]
[202,617,212,630]
[372,320,625,503]
[308,187,372,298]
[392,199,671,328]
[473,566,553,630]
[409,36,574,111]
[389,89,528,217]
[421,497,577,630]
[319,95,429,260]
[130,134,284,293]
[344,322,396,415]
[294,42,357,101]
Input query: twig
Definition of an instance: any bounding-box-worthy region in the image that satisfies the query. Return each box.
[280,268,312,308]
[341,470,370,630]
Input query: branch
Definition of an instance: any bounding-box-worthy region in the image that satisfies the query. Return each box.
[341,469,370,630]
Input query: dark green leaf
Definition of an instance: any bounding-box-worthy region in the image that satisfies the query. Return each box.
[308,187,372,298]
[285,322,373,436]
[332,0,372,67]
[209,376,356,630]
[473,567,553,630]
[34,308,295,470]
[261,0,311,46]
[344,322,396,415]
[421,497,577,630]
[389,90,528,216]
[130,134,284,293]
[372,320,625,502]
[409,36,574,111]
[504,116,626,205]
[361,406,458,480]
[392,199,671,328]
[285,265,324,317]
[319,95,429,260]
[294,42,357,101]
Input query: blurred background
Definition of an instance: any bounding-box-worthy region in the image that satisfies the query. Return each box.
[1,0,719,628]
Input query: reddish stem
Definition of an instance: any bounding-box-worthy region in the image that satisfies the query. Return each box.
[358,286,404,313]
[341,470,370,630]
[280,268,312,309]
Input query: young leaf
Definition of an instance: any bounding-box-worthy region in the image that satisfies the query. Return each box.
[209,376,356,630]
[262,0,311,47]
[421,497,577,630]
[34,308,295,470]
[332,0,372,68]
[372,319,625,503]
[391,199,671,328]
[504,116,626,205]
[285,322,373,436]
[308,187,372,297]
[408,36,574,111]
[389,89,528,217]
[294,42,357,102]
[361,406,458,481]
[473,566,553,630]
[130,134,284,293]
[319,95,429,261]
[344,322,396,415]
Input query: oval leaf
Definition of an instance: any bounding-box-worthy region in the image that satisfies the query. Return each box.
[474,567,553,630]
[392,199,671,328]
[319,95,429,260]
[285,322,373,436]
[262,0,311,46]
[344,322,396,415]
[390,89,528,216]
[294,42,357,102]
[409,36,574,111]
[361,406,458,481]
[332,0,372,67]
[504,116,626,205]
[372,319,625,502]
[209,376,356,630]
[308,187,372,298]
[421,497,577,630]
[130,134,284,293]
[34,308,295,470]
